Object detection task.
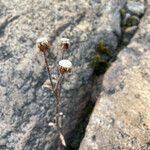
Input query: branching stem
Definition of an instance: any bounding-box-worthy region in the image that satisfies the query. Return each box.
[43,51,59,128]
[43,51,54,90]
[43,51,65,150]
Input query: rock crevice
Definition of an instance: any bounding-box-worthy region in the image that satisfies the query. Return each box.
[79,1,150,149]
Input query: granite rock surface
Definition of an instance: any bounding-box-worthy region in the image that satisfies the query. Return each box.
[0,0,126,149]
[79,1,150,150]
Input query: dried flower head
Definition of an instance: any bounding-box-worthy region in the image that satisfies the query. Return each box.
[48,122,56,128]
[60,133,66,147]
[59,112,63,116]
[60,38,70,49]
[59,59,72,74]
[36,37,52,52]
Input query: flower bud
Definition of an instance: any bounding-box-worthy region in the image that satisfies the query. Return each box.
[59,59,72,74]
[60,38,70,49]
[36,37,52,52]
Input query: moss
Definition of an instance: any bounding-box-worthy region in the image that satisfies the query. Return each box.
[90,54,110,76]
[96,40,112,55]
[90,40,112,77]
[125,16,139,27]
[90,54,102,69]
[120,8,126,19]
[119,7,140,28]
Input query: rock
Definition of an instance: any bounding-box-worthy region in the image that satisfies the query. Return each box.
[122,13,131,25]
[124,26,138,34]
[123,26,138,44]
[127,1,145,16]
[80,3,150,150]
[0,0,126,149]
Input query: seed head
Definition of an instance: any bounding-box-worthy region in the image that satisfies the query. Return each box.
[59,59,72,74]
[36,37,52,52]
[60,38,70,49]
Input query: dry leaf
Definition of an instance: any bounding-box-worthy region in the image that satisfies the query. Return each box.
[48,122,55,127]
[59,133,66,147]
[42,84,52,90]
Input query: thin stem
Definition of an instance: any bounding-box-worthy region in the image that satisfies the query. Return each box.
[43,51,59,129]
[57,76,66,149]
[61,49,64,59]
[55,75,64,150]
[43,50,66,149]
[54,74,63,92]
[43,51,54,90]
[55,74,63,128]
[55,75,63,133]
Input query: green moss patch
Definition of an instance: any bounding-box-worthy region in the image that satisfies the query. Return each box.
[120,8,126,20]
[90,40,112,77]
[96,40,112,55]
[125,16,139,27]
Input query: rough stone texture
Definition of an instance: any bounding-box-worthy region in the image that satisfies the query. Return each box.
[80,2,150,150]
[0,0,126,149]
[127,1,145,16]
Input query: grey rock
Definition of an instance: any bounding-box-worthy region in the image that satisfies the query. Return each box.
[125,25,138,33]
[80,2,150,150]
[0,0,126,149]
[123,13,131,25]
[127,1,145,16]
[123,26,138,44]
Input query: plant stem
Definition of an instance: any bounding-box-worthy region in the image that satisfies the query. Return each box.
[43,51,54,90]
[62,49,64,59]
[43,51,65,149]
[43,52,63,150]
[43,51,59,128]
[57,76,66,150]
